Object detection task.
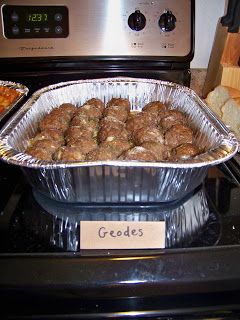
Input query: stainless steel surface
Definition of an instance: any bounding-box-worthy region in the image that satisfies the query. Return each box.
[0,80,28,122]
[0,0,192,58]
[0,77,238,203]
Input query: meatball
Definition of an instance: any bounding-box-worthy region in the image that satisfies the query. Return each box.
[46,108,71,122]
[98,124,129,142]
[141,142,170,161]
[75,103,103,119]
[65,126,96,142]
[67,138,98,154]
[83,98,105,114]
[121,146,157,161]
[132,126,164,145]
[171,143,199,160]
[86,146,117,161]
[33,129,65,145]
[70,115,99,130]
[104,105,129,122]
[58,103,77,117]
[160,110,187,131]
[70,117,99,137]
[39,114,69,133]
[46,105,76,122]
[126,112,158,134]
[99,116,125,128]
[165,124,194,148]
[106,98,131,112]
[157,109,172,122]
[100,139,133,158]
[29,139,61,153]
[142,101,168,116]
[53,146,85,162]
[26,147,53,161]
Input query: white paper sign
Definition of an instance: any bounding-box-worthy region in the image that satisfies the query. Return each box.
[80,221,165,249]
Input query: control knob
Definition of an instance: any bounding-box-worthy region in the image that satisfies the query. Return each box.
[128,10,146,31]
[159,10,176,32]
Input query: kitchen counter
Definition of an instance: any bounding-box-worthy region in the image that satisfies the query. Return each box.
[190,68,207,98]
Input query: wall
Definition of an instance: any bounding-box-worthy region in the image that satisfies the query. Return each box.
[191,0,226,68]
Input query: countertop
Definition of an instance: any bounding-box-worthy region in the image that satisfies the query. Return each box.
[190,68,207,98]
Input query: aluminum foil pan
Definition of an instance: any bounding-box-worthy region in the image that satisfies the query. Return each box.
[0,77,238,203]
[0,80,29,122]
[22,186,211,251]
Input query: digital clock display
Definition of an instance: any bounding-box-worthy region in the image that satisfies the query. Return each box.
[3,5,69,39]
[27,13,48,22]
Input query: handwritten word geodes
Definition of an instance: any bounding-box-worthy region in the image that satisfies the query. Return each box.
[98,226,144,239]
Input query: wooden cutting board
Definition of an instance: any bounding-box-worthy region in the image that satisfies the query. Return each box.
[202,22,240,97]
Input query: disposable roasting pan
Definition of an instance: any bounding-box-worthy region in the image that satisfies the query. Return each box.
[0,78,238,203]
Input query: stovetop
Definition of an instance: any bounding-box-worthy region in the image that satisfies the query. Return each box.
[1,158,240,318]
[1,158,240,254]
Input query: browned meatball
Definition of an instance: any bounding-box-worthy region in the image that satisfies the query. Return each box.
[46,105,76,122]
[121,146,157,161]
[70,114,88,126]
[70,117,99,138]
[46,108,71,121]
[39,114,69,133]
[67,138,98,154]
[141,142,170,161]
[171,143,199,160]
[70,115,99,129]
[83,98,105,114]
[142,101,168,116]
[104,105,129,122]
[30,139,61,153]
[157,109,172,122]
[99,116,125,128]
[26,147,53,161]
[86,146,117,161]
[58,103,77,117]
[132,126,164,145]
[98,124,129,142]
[100,139,133,158]
[53,146,85,162]
[106,98,131,112]
[160,110,187,131]
[75,103,103,119]
[33,129,65,145]
[126,112,158,134]
[65,126,96,142]
[165,124,194,148]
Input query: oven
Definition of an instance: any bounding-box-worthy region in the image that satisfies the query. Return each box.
[1,0,240,319]
[0,0,194,97]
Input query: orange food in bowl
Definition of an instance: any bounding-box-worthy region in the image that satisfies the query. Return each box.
[0,86,21,113]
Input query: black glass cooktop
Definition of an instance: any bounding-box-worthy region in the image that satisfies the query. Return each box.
[0,158,240,254]
[1,158,240,319]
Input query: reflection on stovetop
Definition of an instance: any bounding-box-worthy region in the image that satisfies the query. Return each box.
[0,161,240,253]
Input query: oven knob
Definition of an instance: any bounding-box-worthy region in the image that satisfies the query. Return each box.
[128,10,146,31]
[159,10,176,32]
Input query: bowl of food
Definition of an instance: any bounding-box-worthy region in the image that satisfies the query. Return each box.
[0,80,29,123]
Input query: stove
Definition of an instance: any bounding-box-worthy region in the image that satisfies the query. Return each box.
[1,163,239,254]
[0,0,194,100]
[1,161,240,319]
[1,0,240,319]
